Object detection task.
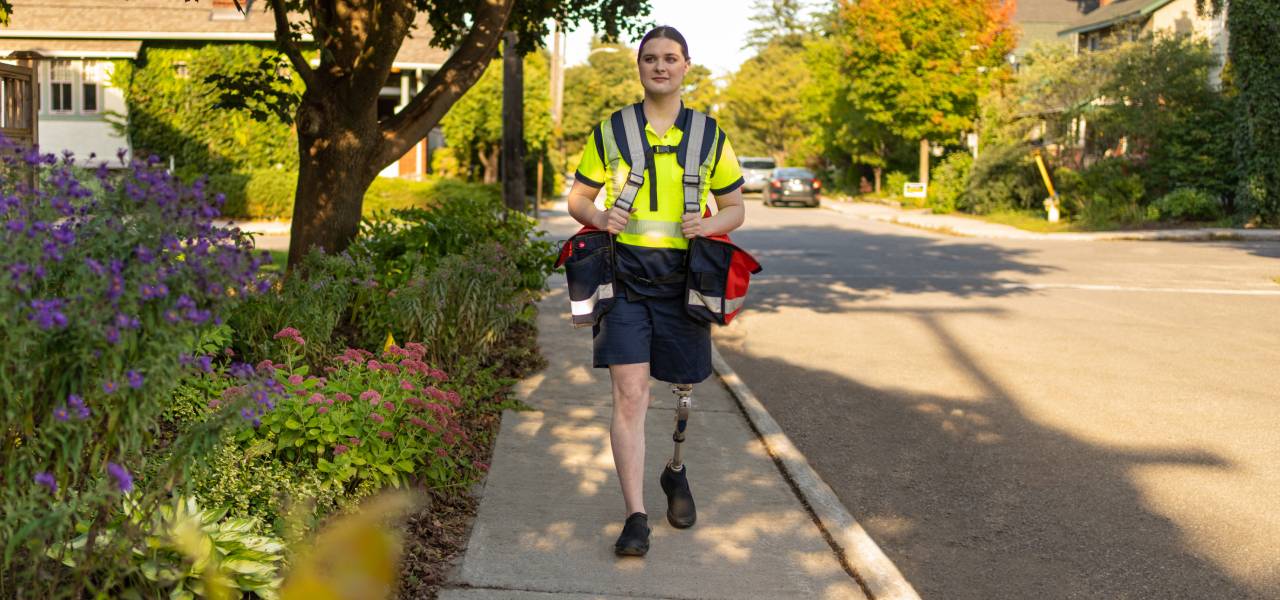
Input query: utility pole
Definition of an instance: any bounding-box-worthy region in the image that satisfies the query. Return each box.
[502,31,526,213]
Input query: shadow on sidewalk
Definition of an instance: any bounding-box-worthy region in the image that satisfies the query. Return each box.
[716,307,1274,600]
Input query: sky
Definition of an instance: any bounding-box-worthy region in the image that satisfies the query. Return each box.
[547,0,758,78]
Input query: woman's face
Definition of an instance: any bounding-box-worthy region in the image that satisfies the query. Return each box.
[637,37,688,96]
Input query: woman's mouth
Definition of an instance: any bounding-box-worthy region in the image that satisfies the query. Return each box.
[652,77,669,82]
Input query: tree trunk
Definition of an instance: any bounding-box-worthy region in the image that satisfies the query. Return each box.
[501,31,526,212]
[873,166,882,194]
[919,138,930,187]
[287,92,379,269]
[479,145,500,183]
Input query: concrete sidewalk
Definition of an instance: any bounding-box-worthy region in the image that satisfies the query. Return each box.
[437,282,868,600]
[822,200,1280,242]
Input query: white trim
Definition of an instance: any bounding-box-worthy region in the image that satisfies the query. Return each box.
[0,31,313,42]
[15,50,139,59]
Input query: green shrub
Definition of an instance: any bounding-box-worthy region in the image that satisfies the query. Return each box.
[361,246,533,369]
[1075,159,1148,227]
[885,171,909,198]
[206,171,444,220]
[928,153,973,214]
[1152,188,1222,222]
[962,144,1045,214]
[227,250,375,369]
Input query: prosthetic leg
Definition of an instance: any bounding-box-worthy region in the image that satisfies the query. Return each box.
[659,383,697,528]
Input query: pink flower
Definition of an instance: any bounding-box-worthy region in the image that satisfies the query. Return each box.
[273,327,306,346]
[333,444,349,455]
[378,430,393,440]
[367,359,382,371]
[405,396,424,409]
[317,406,329,414]
[381,401,395,412]
[224,347,236,357]
[381,363,401,375]
[347,436,362,446]
[399,380,415,391]
[287,374,304,386]
[447,390,462,407]
[334,392,353,403]
[443,431,456,445]
[404,342,427,360]
[359,390,381,404]
[425,423,441,434]
[324,366,338,374]
[472,461,489,472]
[435,447,449,458]
[307,393,325,405]
[428,368,448,381]
[425,386,448,402]
[369,413,385,424]
[409,416,430,429]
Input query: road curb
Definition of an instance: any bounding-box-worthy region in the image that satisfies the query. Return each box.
[710,344,921,600]
[820,200,1280,242]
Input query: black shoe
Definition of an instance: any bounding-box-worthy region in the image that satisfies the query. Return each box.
[614,512,650,556]
[660,464,697,528]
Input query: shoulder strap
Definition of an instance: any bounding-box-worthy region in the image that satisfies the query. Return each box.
[610,105,647,213]
[680,109,712,214]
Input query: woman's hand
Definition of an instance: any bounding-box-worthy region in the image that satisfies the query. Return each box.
[681,212,703,239]
[599,205,632,234]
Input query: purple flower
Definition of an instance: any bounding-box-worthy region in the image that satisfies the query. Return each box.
[52,405,69,422]
[102,380,118,394]
[115,313,140,329]
[67,394,89,420]
[85,258,105,276]
[140,283,168,300]
[126,370,144,389]
[197,355,213,373]
[5,219,23,233]
[134,245,155,264]
[34,472,57,493]
[104,327,120,345]
[27,299,68,330]
[228,362,254,379]
[106,462,133,492]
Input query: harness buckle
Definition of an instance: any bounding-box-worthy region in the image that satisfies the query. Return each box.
[682,173,700,187]
[626,171,646,188]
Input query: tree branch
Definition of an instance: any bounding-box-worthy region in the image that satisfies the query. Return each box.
[375,0,516,168]
[267,0,317,88]
[351,0,416,110]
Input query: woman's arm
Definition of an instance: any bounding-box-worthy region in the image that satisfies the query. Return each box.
[682,187,745,238]
[567,180,631,234]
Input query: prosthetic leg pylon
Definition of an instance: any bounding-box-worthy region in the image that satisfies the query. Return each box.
[660,383,697,528]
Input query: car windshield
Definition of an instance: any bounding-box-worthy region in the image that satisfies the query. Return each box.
[741,159,776,170]
[775,168,814,179]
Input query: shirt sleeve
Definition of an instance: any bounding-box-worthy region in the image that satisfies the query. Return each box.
[574,124,607,189]
[709,132,745,196]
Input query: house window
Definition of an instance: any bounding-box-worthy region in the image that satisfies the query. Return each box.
[174,61,189,79]
[82,61,101,113]
[50,60,74,113]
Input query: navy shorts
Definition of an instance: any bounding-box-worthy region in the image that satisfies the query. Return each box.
[592,293,712,384]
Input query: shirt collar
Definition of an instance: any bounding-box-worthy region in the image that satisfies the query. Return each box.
[638,101,691,140]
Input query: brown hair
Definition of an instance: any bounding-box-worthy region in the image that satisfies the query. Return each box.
[637,26,690,61]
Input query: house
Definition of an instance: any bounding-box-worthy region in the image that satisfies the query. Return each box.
[0,0,448,178]
[1058,0,1228,83]
[1010,0,1094,60]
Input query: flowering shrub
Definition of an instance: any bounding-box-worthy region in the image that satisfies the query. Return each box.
[0,143,271,596]
[235,332,482,499]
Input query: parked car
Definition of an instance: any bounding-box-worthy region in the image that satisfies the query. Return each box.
[739,156,777,194]
[765,167,821,207]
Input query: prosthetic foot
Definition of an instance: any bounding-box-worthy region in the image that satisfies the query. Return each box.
[661,383,697,528]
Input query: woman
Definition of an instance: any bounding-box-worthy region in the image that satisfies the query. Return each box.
[566,25,746,557]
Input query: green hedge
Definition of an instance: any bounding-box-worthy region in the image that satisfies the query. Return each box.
[207,171,461,220]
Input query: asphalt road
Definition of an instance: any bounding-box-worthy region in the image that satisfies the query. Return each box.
[713,197,1280,600]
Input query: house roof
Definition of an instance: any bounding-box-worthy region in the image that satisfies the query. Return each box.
[1015,0,1092,25]
[1059,0,1175,35]
[0,0,449,68]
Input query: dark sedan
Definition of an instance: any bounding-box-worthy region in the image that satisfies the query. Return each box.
[764,167,821,208]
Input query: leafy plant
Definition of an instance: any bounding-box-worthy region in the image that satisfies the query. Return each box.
[50,496,284,600]
[0,144,273,597]
[928,152,972,214]
[1152,188,1222,222]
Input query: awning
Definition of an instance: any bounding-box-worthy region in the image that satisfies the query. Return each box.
[0,39,143,59]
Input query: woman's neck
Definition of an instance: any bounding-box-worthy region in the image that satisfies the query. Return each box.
[642,93,682,136]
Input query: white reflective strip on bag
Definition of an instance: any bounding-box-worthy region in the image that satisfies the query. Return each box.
[571,283,615,316]
[688,289,746,315]
[622,219,684,241]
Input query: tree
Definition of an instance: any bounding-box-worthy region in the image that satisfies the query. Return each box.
[814,0,1017,186]
[441,51,552,184]
[720,41,812,164]
[744,0,813,50]
[562,40,643,165]
[200,0,651,267]
[1198,0,1280,224]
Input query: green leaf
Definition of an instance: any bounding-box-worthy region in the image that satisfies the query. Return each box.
[284,418,302,430]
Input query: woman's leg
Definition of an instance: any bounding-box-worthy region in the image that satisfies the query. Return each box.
[609,361,652,516]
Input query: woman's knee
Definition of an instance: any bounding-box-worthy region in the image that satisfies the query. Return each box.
[612,378,650,419]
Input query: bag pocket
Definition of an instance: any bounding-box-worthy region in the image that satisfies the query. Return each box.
[563,233,616,327]
[685,238,732,325]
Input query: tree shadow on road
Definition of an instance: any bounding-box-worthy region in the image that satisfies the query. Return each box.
[733,225,1057,314]
[715,309,1276,600]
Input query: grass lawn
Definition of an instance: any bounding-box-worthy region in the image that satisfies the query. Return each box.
[961,209,1082,233]
[262,249,288,273]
